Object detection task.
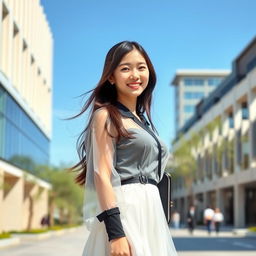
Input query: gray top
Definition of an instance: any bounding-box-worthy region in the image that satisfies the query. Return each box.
[115,127,169,183]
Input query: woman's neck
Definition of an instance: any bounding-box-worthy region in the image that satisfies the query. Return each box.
[117,97,137,115]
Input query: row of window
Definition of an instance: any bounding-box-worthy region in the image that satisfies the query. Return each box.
[0,85,49,172]
[184,92,204,99]
[184,105,195,113]
[174,121,256,191]
[183,78,223,87]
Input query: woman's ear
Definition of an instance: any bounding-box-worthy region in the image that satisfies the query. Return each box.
[108,75,115,85]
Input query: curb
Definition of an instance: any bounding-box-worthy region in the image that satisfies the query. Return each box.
[0,237,20,249]
[12,226,81,241]
[232,229,256,237]
[0,226,82,248]
[245,232,256,238]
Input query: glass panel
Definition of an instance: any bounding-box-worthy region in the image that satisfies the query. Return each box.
[184,78,204,86]
[207,78,223,86]
[0,85,49,172]
[241,102,249,119]
[252,120,256,159]
[184,92,204,99]
[236,130,242,166]
[184,105,195,113]
[228,113,234,128]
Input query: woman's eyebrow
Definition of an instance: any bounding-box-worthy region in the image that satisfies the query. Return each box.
[118,61,147,67]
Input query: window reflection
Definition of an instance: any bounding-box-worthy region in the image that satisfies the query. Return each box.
[0,84,49,172]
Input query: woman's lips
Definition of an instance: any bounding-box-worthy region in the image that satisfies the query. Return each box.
[127,83,141,89]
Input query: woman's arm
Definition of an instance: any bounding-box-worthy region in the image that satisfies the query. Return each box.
[92,108,117,211]
[91,108,132,255]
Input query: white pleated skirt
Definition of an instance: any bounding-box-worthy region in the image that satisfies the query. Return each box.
[82,183,178,256]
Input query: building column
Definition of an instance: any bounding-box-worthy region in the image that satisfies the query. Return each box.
[234,184,245,228]
[202,191,208,209]
[181,196,188,226]
[233,101,242,173]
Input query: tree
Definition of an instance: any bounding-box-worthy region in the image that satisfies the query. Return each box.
[35,164,84,226]
[171,117,222,205]
[171,132,199,204]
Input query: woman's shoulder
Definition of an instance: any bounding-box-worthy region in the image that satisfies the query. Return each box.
[92,107,110,125]
[91,107,117,135]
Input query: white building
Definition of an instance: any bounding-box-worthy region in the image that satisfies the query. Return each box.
[171,37,256,228]
[0,0,53,232]
[171,70,230,134]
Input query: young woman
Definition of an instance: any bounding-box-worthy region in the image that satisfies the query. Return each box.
[72,41,178,256]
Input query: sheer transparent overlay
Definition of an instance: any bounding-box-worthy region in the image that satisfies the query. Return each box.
[83,108,144,229]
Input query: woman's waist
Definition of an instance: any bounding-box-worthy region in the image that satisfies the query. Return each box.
[117,168,159,183]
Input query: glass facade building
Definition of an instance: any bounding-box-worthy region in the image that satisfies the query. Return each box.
[0,84,49,172]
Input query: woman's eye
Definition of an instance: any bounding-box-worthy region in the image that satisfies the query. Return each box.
[139,66,146,70]
[121,67,129,71]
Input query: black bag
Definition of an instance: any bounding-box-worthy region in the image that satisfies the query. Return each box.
[157,172,172,224]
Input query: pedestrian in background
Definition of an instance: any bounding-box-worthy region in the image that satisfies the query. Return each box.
[187,205,196,234]
[204,206,214,235]
[213,208,224,235]
[172,210,180,229]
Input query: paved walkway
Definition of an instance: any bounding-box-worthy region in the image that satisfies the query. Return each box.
[0,226,88,256]
[0,226,255,256]
[170,226,245,237]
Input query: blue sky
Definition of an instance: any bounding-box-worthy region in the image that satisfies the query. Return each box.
[40,0,256,166]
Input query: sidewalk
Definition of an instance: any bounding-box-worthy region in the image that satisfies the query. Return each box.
[170,226,256,238]
[0,226,83,249]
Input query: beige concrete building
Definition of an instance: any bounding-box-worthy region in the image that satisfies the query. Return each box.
[171,37,256,228]
[171,70,230,134]
[0,0,53,232]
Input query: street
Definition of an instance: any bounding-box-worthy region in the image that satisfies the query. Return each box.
[171,228,256,256]
[0,226,255,256]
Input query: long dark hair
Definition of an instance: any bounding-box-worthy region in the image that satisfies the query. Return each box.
[70,41,157,185]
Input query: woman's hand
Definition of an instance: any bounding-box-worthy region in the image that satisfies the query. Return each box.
[110,237,132,256]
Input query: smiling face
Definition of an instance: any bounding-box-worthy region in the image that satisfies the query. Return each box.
[109,48,150,101]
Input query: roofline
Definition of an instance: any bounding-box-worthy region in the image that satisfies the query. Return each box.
[234,36,256,63]
[174,36,256,140]
[171,69,231,86]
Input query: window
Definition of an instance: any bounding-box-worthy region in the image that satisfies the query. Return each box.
[208,78,223,86]
[205,150,213,180]
[184,105,195,113]
[242,132,249,170]
[184,92,204,99]
[184,78,204,86]
[228,113,234,128]
[252,120,256,159]
[0,85,49,172]
[241,102,249,119]
[236,130,242,166]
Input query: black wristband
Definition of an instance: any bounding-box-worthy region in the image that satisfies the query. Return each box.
[96,207,126,241]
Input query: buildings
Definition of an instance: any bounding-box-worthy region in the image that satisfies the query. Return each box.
[171,37,256,228]
[171,70,230,133]
[0,0,53,232]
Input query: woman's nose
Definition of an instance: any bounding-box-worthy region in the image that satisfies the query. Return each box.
[130,69,139,79]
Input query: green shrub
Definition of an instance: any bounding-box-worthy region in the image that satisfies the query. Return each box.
[0,233,11,239]
[248,227,256,232]
[11,229,48,234]
[9,224,81,235]
[48,224,80,231]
